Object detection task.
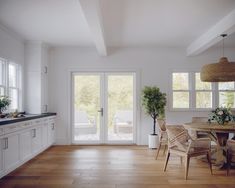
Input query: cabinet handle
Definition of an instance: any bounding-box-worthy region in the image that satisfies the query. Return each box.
[6,138,8,149]
[3,138,8,150]
[2,138,6,150]
[52,123,55,130]
[32,129,36,138]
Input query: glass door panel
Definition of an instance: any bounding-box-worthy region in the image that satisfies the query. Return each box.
[73,74,101,142]
[107,74,134,141]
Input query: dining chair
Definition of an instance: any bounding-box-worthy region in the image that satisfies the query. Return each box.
[163,125,212,180]
[191,117,209,138]
[155,119,168,159]
[226,139,235,175]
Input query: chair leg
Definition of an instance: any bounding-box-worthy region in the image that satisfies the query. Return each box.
[227,151,231,176]
[163,151,170,172]
[155,142,162,160]
[163,145,167,155]
[180,156,183,164]
[185,156,190,180]
[207,152,213,175]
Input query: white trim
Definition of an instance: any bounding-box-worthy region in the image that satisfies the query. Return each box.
[69,70,139,145]
[0,57,22,112]
[169,70,235,111]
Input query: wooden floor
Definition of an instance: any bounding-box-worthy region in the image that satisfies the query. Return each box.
[0,145,235,188]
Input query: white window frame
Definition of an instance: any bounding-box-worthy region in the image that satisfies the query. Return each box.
[0,57,22,112]
[218,82,235,108]
[170,70,235,111]
[194,72,214,110]
[171,72,191,110]
[0,58,6,96]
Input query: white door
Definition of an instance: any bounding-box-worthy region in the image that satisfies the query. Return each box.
[48,121,55,146]
[72,72,136,144]
[19,130,32,161]
[0,140,3,176]
[42,123,48,148]
[32,127,42,154]
[3,134,20,171]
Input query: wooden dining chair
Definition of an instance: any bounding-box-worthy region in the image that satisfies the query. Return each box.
[155,119,168,159]
[226,139,235,175]
[163,125,212,180]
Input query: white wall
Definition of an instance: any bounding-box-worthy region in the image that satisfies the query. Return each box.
[0,25,24,65]
[48,46,235,145]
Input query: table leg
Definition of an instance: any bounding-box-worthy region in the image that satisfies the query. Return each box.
[212,132,228,168]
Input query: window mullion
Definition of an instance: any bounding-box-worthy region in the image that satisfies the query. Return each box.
[189,72,195,109]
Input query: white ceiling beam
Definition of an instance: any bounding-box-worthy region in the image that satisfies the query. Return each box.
[79,0,107,56]
[187,9,235,56]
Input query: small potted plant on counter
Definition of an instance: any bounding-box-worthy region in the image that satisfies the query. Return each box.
[0,96,11,118]
[142,86,166,149]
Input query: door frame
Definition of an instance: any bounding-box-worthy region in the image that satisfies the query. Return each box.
[68,69,140,145]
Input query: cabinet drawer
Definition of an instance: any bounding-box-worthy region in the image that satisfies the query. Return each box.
[4,123,22,134]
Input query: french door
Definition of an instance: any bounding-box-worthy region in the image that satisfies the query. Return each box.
[71,72,136,144]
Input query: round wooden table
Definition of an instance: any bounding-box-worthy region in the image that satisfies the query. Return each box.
[183,122,235,168]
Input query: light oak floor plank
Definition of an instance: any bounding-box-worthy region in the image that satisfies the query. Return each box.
[0,145,234,188]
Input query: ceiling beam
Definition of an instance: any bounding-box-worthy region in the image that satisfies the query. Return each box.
[187,9,235,56]
[79,0,107,56]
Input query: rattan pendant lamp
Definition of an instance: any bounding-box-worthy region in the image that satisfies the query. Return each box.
[200,34,235,82]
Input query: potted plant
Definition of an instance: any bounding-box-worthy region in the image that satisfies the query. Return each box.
[142,86,166,149]
[0,96,11,118]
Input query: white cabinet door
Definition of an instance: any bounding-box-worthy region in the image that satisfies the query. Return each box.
[3,134,20,172]
[42,123,48,148]
[48,121,55,146]
[19,130,32,161]
[0,140,4,176]
[32,127,42,154]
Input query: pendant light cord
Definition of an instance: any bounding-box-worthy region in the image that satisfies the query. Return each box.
[221,34,227,57]
[223,36,224,57]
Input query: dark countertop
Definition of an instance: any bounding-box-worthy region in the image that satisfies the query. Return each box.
[0,113,57,126]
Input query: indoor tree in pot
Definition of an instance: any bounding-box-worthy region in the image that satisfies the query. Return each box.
[0,96,11,118]
[142,86,166,149]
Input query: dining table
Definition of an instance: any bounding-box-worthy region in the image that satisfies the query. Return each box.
[183,122,235,169]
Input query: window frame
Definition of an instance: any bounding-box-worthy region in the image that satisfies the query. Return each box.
[0,58,6,96]
[218,82,235,108]
[194,72,214,110]
[0,57,22,112]
[170,70,218,111]
[171,72,191,109]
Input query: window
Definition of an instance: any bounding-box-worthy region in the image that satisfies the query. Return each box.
[171,71,235,110]
[0,59,5,96]
[218,82,235,108]
[172,73,189,108]
[195,73,212,108]
[0,58,21,111]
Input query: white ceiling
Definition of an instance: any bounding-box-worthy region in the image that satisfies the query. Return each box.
[101,0,235,47]
[0,0,235,50]
[0,0,93,46]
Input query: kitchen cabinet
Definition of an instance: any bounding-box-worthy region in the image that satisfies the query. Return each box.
[48,121,55,146]
[2,134,20,173]
[32,126,42,154]
[19,129,32,162]
[0,142,3,176]
[25,42,49,114]
[42,123,48,149]
[0,115,56,178]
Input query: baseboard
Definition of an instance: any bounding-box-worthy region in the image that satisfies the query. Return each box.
[55,138,69,145]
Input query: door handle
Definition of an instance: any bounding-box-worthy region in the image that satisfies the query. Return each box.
[98,108,104,116]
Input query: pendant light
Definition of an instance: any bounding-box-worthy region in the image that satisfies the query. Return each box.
[200,34,235,82]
